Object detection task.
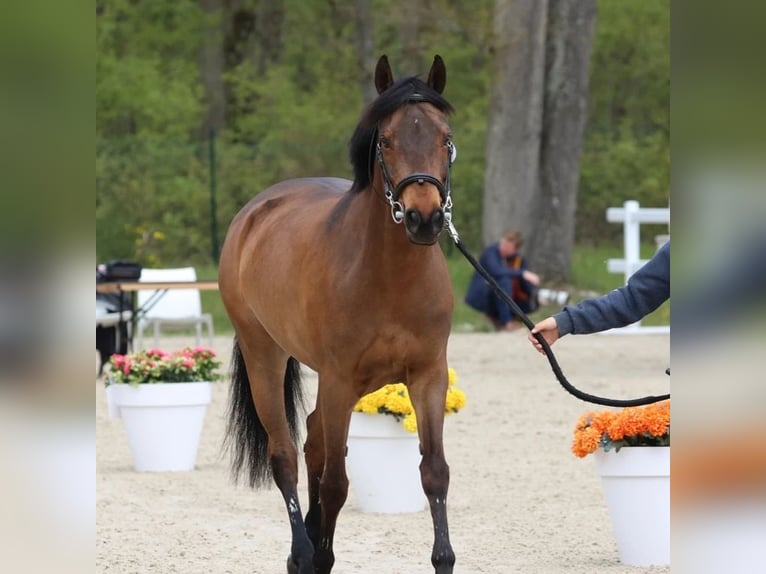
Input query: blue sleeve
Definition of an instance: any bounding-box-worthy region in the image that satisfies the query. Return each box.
[479,243,524,280]
[555,241,670,336]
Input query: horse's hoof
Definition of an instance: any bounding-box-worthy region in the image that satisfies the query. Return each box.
[286,554,299,574]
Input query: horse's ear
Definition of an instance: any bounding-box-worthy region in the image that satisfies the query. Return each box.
[375,55,394,95]
[427,55,446,94]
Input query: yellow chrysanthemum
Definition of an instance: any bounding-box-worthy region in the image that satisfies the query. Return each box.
[385,393,414,416]
[351,369,466,432]
[402,413,418,433]
[445,387,467,412]
[354,396,379,414]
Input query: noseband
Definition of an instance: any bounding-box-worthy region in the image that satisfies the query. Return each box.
[374,102,455,225]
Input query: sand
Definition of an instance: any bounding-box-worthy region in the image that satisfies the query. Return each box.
[96,331,670,574]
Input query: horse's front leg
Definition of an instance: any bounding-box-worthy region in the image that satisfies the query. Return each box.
[409,362,456,574]
[312,375,354,574]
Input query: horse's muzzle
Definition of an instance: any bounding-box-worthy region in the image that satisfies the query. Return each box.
[404,208,445,245]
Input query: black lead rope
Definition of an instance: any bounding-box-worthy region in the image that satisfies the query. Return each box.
[450,230,669,407]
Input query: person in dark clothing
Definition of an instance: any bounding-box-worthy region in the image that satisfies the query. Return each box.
[465,229,541,331]
[529,240,670,353]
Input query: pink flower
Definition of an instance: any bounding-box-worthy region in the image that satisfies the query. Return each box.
[106,347,220,384]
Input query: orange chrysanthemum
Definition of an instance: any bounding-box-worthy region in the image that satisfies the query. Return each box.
[572,426,602,458]
[572,401,670,458]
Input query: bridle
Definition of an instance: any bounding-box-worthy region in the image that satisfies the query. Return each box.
[374,98,456,226]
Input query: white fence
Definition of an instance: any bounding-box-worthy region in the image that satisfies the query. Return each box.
[603,200,670,334]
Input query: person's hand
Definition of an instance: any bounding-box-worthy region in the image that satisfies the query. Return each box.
[522,270,540,286]
[528,317,560,354]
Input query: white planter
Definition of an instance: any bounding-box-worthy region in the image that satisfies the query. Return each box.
[594,446,670,566]
[106,382,212,472]
[346,412,426,513]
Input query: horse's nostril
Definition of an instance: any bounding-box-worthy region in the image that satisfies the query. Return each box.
[431,209,444,229]
[405,210,422,227]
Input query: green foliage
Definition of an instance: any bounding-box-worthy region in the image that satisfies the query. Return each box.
[588,1,669,136]
[578,130,670,244]
[196,263,231,334]
[96,139,211,265]
[96,0,206,140]
[96,0,668,275]
[578,0,670,243]
[96,0,210,265]
[570,242,670,327]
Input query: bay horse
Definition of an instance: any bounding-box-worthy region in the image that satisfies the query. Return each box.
[219,54,456,574]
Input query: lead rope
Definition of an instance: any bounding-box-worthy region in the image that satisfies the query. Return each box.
[444,220,669,407]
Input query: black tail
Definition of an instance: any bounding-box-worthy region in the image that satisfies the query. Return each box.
[224,338,305,488]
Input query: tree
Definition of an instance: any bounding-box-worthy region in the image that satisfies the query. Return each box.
[98,0,668,267]
[534,0,597,281]
[353,0,377,106]
[577,0,669,244]
[483,0,596,282]
[483,0,547,249]
[199,0,226,135]
[399,2,423,74]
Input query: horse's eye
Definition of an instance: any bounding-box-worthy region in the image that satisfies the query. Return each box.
[379,136,391,149]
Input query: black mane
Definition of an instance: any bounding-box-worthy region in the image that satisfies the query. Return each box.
[348,76,454,193]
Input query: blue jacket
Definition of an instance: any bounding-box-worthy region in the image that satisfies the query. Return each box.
[464,242,526,314]
[555,241,670,336]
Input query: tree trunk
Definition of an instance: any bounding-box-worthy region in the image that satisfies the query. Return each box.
[353,0,377,106]
[483,0,548,247]
[483,0,595,283]
[399,2,422,74]
[199,0,226,134]
[253,0,285,76]
[531,0,596,282]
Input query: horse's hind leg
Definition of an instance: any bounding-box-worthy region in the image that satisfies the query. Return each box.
[302,406,324,551]
[236,333,314,574]
[309,374,356,574]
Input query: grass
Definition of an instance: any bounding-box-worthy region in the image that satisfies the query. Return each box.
[196,263,232,335]
[195,242,669,336]
[569,243,670,327]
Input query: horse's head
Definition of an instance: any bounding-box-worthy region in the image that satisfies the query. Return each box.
[350,55,455,246]
[375,55,454,245]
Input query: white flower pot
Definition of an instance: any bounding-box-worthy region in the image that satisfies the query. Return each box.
[594,446,670,566]
[346,412,426,513]
[106,382,212,472]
